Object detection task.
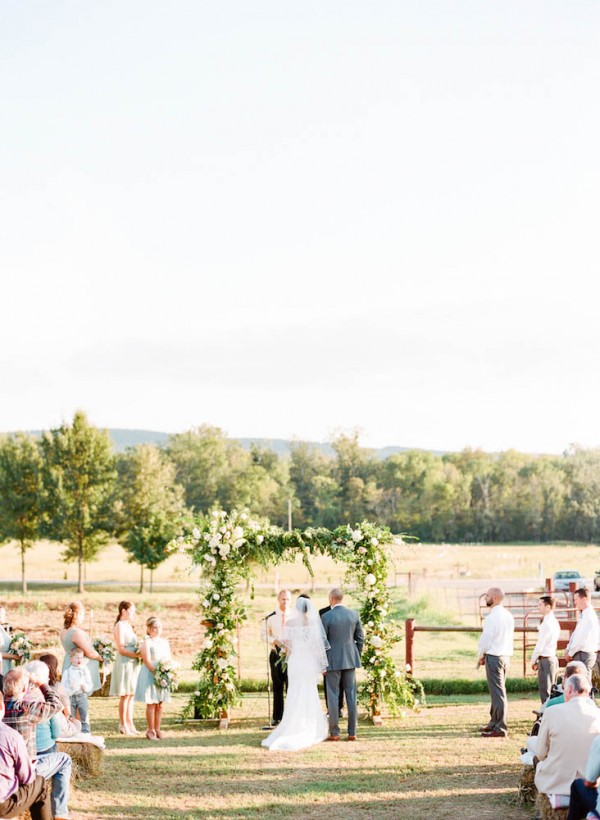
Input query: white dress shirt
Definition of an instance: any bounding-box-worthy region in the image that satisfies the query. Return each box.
[478,604,514,658]
[262,609,287,649]
[62,664,94,696]
[531,611,561,663]
[567,604,600,655]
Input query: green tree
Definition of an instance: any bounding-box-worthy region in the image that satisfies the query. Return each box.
[167,427,290,524]
[41,411,117,593]
[289,443,333,527]
[0,433,44,593]
[331,432,380,524]
[563,446,600,542]
[166,425,243,512]
[445,449,495,541]
[116,444,188,592]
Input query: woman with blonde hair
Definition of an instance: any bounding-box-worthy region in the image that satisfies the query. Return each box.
[135,616,171,740]
[110,601,141,735]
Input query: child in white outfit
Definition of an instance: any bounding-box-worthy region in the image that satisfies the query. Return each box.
[62,647,94,732]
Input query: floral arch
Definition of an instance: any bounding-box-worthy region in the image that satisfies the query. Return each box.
[176,509,421,723]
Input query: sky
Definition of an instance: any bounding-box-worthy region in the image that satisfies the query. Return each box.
[1,1,599,454]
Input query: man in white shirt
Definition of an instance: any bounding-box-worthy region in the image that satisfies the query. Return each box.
[531,595,561,703]
[565,587,599,678]
[262,589,291,727]
[477,586,514,738]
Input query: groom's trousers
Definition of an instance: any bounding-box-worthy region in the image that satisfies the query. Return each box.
[325,669,357,737]
[269,648,288,723]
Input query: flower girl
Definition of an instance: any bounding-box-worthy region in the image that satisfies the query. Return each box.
[135,616,171,740]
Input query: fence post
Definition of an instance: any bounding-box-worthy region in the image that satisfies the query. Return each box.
[405,618,415,675]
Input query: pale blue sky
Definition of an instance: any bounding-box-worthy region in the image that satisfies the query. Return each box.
[1,1,599,453]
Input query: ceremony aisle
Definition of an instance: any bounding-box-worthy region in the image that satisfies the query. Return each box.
[68,692,535,818]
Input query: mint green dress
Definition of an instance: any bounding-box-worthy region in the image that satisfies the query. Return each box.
[109,622,140,696]
[1,626,14,676]
[61,627,101,692]
[134,637,171,704]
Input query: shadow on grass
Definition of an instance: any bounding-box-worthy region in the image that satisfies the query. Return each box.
[74,761,527,819]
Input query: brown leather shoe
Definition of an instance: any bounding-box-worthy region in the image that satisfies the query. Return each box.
[325,735,340,741]
[481,730,507,738]
[478,725,494,733]
[347,735,357,741]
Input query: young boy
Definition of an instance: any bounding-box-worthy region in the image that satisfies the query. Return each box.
[61,648,94,732]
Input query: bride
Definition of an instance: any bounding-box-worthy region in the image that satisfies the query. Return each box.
[261,596,329,751]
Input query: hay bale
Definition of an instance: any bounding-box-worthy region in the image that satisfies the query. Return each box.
[535,792,569,820]
[56,740,104,779]
[517,765,536,806]
[592,661,600,692]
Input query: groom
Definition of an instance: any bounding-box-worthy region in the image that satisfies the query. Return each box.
[321,587,364,741]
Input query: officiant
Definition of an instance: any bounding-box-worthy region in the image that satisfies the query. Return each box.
[262,589,291,726]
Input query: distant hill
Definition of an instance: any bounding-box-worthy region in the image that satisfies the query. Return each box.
[7,428,442,459]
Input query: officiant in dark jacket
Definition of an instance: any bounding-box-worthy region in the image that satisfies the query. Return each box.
[321,588,364,741]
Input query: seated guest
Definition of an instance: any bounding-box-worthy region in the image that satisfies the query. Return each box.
[524,662,591,762]
[3,665,72,820]
[535,674,600,804]
[0,694,52,820]
[38,654,72,719]
[567,733,600,819]
[544,661,590,710]
[2,667,62,760]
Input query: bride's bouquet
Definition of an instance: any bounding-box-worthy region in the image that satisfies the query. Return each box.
[275,645,288,674]
[154,658,180,692]
[8,632,33,664]
[92,637,116,665]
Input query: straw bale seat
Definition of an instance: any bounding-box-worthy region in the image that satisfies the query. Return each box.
[535,792,569,820]
[56,739,104,778]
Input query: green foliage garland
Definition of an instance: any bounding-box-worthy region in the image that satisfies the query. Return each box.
[177,509,420,721]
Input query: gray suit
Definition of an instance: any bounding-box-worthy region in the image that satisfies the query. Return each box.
[321,604,364,738]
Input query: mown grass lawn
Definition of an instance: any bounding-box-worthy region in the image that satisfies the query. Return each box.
[70,692,536,819]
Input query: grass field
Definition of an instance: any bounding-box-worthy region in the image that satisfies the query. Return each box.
[63,692,536,819]
[3,538,593,817]
[2,538,600,587]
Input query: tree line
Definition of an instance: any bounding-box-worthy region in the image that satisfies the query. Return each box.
[2,413,600,593]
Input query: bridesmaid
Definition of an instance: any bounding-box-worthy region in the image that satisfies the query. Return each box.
[60,601,103,694]
[135,616,171,740]
[1,604,18,675]
[110,600,141,735]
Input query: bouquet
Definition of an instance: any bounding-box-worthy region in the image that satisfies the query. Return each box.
[133,640,142,664]
[92,637,116,665]
[154,658,180,692]
[275,645,288,674]
[8,632,33,664]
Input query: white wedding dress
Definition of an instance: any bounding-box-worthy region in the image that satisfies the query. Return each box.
[262,601,329,752]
